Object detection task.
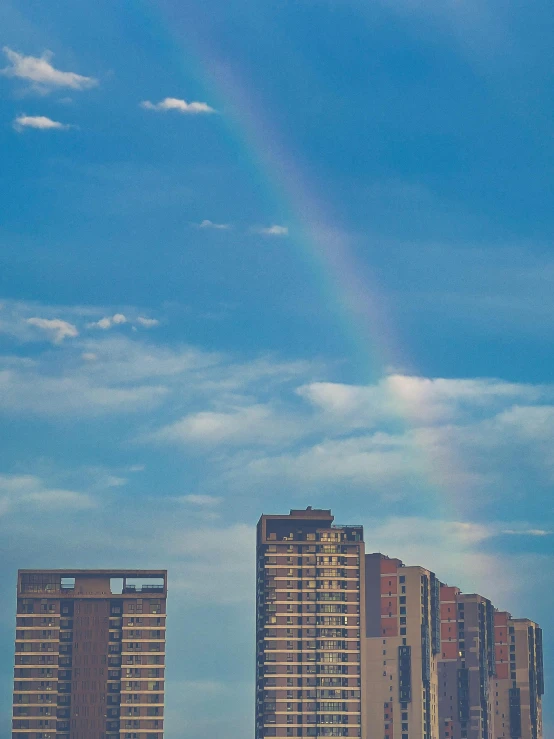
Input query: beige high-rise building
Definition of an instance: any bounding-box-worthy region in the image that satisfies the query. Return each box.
[12,569,167,739]
[364,554,440,739]
[256,508,365,738]
[492,612,543,739]
[255,512,545,739]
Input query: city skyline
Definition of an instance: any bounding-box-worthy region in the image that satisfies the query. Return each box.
[256,508,544,739]
[2,0,554,737]
[7,514,545,738]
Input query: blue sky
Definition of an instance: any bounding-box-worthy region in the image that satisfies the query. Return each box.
[1,0,553,736]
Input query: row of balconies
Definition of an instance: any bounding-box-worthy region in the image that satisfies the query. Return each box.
[107,707,163,717]
[265,630,356,638]
[12,708,70,718]
[108,694,164,705]
[13,681,71,692]
[263,572,359,580]
[262,678,357,688]
[260,728,356,737]
[263,690,361,699]
[106,720,163,730]
[12,720,70,730]
[262,713,360,723]
[263,642,359,651]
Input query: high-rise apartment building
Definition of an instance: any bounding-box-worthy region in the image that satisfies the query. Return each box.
[12,569,167,739]
[492,612,544,739]
[255,510,545,739]
[437,587,496,739]
[364,554,440,739]
[256,508,365,738]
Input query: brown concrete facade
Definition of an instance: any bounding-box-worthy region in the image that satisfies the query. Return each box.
[437,588,496,739]
[12,569,167,739]
[363,554,440,739]
[492,614,543,739]
[256,508,365,738]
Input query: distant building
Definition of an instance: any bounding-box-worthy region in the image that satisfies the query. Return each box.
[364,554,440,739]
[492,612,544,739]
[437,586,496,739]
[12,569,167,739]
[256,508,365,738]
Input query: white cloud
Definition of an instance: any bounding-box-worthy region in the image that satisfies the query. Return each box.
[136,316,159,328]
[152,404,303,447]
[141,97,216,114]
[0,474,95,513]
[236,433,419,490]
[13,114,70,131]
[298,375,546,428]
[87,313,127,330]
[81,352,98,361]
[0,368,168,417]
[2,47,97,91]
[502,528,552,537]
[177,494,222,507]
[26,317,78,343]
[255,225,289,236]
[104,475,128,488]
[197,219,231,230]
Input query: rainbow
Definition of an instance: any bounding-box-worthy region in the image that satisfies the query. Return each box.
[134,0,461,519]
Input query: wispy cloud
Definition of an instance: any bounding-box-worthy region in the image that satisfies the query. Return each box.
[502,528,552,537]
[136,316,159,328]
[2,47,97,91]
[255,225,289,237]
[152,404,304,447]
[177,494,222,507]
[0,474,95,514]
[87,313,127,330]
[197,219,231,230]
[13,114,70,131]
[26,317,78,343]
[141,97,216,114]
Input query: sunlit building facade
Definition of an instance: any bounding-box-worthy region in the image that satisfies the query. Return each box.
[256,508,365,738]
[255,509,545,739]
[492,613,544,739]
[12,569,167,739]
[363,554,440,739]
[437,587,496,739]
